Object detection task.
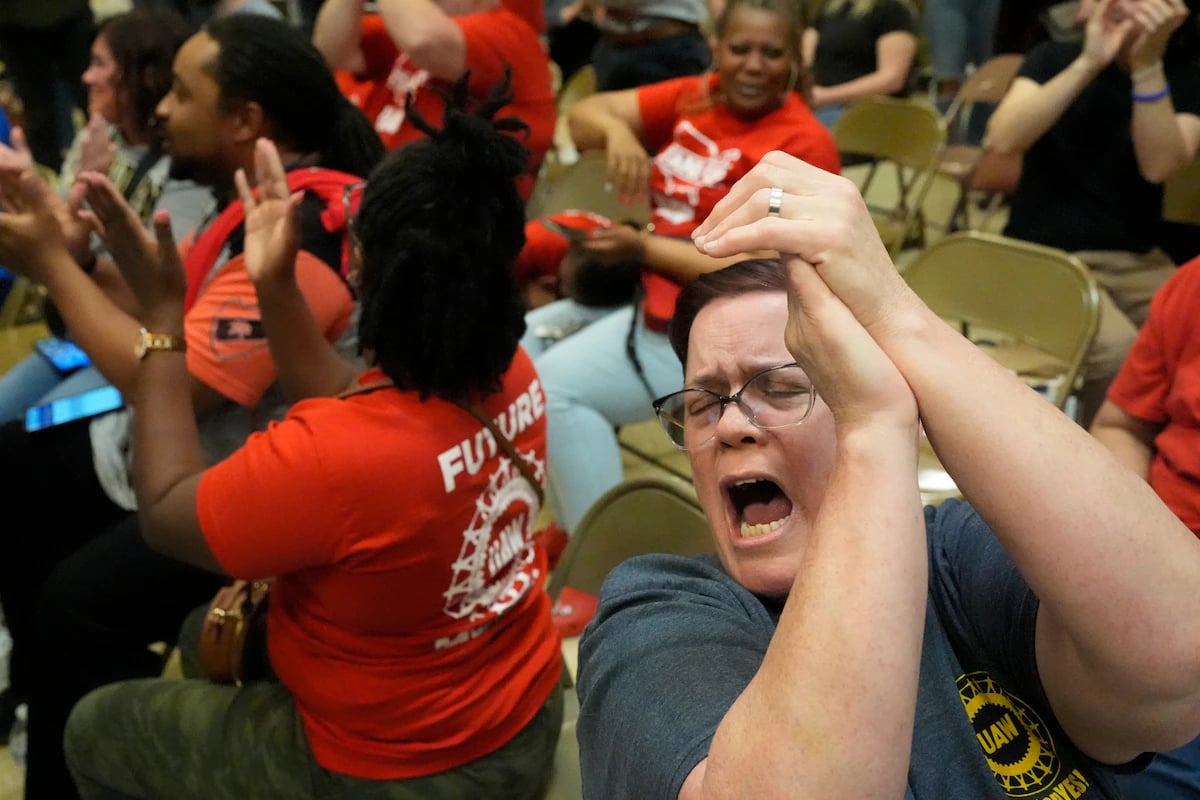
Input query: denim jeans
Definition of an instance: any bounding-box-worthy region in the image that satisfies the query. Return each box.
[925,0,1002,81]
[522,300,683,531]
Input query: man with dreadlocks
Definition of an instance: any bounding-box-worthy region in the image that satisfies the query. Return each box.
[0,16,383,799]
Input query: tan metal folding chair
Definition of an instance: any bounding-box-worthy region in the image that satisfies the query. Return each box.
[832,96,946,254]
[937,54,1024,231]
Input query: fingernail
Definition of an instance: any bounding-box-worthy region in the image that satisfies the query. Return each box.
[154,209,170,224]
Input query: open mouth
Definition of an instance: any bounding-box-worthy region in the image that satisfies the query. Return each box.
[727,478,793,538]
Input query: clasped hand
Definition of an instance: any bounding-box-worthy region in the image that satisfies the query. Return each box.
[692,151,919,430]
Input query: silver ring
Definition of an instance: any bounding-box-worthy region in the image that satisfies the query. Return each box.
[767,186,784,217]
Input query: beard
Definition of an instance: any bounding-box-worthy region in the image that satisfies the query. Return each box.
[167,153,202,183]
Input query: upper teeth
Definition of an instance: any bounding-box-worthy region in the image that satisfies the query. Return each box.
[734,479,760,486]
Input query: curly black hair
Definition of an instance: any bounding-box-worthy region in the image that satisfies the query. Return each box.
[354,72,531,401]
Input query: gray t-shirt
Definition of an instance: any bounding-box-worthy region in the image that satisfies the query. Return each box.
[577,499,1136,799]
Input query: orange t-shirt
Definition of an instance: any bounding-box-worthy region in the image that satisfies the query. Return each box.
[184,250,352,407]
[335,11,555,198]
[1108,256,1200,535]
[196,351,562,779]
[634,75,842,327]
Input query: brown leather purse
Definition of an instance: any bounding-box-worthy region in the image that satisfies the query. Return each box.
[197,578,272,686]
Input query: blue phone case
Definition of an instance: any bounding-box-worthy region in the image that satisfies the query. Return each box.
[25,386,123,432]
[34,337,91,373]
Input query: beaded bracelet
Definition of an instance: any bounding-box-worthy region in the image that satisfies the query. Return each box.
[1133,85,1171,103]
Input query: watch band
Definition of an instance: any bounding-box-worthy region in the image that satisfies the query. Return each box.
[135,327,187,360]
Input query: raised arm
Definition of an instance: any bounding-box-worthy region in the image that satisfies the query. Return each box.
[680,225,926,798]
[236,139,358,400]
[0,170,225,413]
[810,30,917,107]
[1125,0,1200,182]
[377,0,467,82]
[695,150,1200,765]
[988,0,1129,154]
[313,0,368,73]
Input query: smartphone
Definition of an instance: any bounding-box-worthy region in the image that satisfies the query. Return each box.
[25,386,123,432]
[34,337,91,373]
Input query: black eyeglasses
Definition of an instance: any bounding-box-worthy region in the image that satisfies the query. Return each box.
[652,363,817,450]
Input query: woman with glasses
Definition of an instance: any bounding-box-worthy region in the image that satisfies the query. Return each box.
[575,150,1200,798]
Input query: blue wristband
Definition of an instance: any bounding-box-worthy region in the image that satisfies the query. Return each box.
[1133,85,1170,103]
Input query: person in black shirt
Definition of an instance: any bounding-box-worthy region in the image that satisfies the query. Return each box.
[802,0,918,128]
[989,0,1200,426]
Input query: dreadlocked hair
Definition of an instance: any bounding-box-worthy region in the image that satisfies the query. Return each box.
[204,14,383,178]
[355,71,531,402]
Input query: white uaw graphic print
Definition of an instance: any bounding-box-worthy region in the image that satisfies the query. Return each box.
[375,56,430,135]
[653,120,742,226]
[442,451,545,623]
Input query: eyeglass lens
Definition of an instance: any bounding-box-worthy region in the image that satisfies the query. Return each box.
[655,364,814,449]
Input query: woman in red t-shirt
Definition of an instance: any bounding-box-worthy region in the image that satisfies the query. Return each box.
[61,77,564,799]
[521,0,841,534]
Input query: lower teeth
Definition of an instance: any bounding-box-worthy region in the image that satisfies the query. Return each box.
[741,518,785,537]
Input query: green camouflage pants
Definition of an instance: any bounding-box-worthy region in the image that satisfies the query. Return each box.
[64,675,563,800]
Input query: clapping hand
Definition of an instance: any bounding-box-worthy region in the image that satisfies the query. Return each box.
[0,127,94,265]
[236,138,302,288]
[604,126,652,204]
[80,172,185,322]
[0,167,71,281]
[1082,0,1138,70]
[1123,0,1189,70]
[78,112,117,176]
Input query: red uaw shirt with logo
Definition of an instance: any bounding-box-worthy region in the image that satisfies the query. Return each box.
[195,352,562,779]
[335,11,555,198]
[634,74,841,327]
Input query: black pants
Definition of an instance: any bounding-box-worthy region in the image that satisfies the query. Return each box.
[26,516,225,799]
[0,8,94,171]
[591,28,711,92]
[0,418,129,701]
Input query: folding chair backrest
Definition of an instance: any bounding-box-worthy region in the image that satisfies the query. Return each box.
[525,151,651,225]
[833,96,946,252]
[833,95,945,172]
[943,54,1023,144]
[546,477,712,601]
[902,232,1100,408]
[1164,155,1200,226]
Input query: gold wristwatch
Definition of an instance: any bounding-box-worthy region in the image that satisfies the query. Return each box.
[134,327,186,360]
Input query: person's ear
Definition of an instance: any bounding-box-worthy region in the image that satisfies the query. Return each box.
[227,100,265,145]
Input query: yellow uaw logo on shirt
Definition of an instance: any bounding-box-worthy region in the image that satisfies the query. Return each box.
[958,672,1093,799]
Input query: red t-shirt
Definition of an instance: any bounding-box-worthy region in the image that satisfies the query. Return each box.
[1108,256,1200,535]
[196,351,562,779]
[634,76,842,326]
[335,11,555,198]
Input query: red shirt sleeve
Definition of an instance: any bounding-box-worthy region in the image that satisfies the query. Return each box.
[357,14,400,80]
[456,12,511,97]
[636,76,700,155]
[1107,261,1198,423]
[185,251,353,407]
[196,404,345,577]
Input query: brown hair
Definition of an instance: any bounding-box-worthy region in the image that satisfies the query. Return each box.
[668,258,788,370]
